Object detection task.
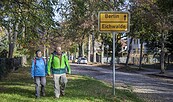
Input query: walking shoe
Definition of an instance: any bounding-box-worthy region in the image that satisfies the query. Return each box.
[41,92,46,97]
[54,96,59,99]
[35,96,40,99]
[60,92,65,96]
[60,90,65,96]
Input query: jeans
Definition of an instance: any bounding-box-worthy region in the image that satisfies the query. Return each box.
[53,73,67,98]
[34,76,46,97]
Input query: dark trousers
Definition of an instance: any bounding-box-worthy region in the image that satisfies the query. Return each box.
[34,76,46,97]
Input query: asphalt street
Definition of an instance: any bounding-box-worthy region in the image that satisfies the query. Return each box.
[71,63,173,102]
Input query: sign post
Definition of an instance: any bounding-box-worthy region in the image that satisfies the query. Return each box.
[98,11,130,95]
[112,32,116,95]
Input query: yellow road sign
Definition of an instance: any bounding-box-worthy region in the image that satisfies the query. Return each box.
[98,11,130,32]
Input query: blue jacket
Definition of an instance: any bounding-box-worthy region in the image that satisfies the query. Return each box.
[31,57,46,78]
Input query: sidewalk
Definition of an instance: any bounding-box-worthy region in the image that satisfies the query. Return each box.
[93,63,173,79]
[120,64,173,80]
[139,68,173,79]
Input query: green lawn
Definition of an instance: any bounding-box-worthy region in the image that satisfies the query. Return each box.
[0,66,144,102]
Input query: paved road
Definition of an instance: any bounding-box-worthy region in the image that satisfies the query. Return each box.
[71,63,173,102]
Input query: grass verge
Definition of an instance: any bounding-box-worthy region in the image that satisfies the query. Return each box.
[0,66,144,102]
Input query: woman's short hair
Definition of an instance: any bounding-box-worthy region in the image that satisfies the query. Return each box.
[35,49,41,55]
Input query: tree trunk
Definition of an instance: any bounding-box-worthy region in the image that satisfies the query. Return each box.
[126,38,133,67]
[46,48,49,63]
[92,32,96,63]
[101,42,104,64]
[139,41,143,70]
[8,23,18,58]
[160,32,165,74]
[91,13,96,63]
[87,34,91,62]
[44,45,46,57]
[8,43,14,58]
[8,25,12,58]
[78,43,82,57]
[82,42,84,57]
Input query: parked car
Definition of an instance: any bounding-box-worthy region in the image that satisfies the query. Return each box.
[77,57,87,64]
[72,58,78,63]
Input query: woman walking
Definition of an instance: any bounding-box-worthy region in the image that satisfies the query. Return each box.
[31,50,47,98]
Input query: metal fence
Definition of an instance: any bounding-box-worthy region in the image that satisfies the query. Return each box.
[103,55,173,65]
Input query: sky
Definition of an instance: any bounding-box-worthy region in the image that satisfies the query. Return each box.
[53,0,130,22]
[53,0,68,22]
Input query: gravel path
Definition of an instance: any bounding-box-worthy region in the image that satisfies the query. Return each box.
[71,63,173,102]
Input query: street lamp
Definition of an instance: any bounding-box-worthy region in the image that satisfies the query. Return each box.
[106,45,109,63]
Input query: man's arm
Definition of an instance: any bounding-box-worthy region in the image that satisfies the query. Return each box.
[65,55,71,74]
[47,54,53,75]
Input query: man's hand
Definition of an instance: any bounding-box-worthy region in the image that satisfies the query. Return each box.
[47,74,53,78]
[66,72,71,74]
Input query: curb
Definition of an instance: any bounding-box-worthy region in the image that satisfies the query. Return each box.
[148,73,173,79]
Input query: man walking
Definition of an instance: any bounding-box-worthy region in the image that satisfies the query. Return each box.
[47,46,71,98]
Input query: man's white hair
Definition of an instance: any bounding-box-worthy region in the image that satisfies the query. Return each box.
[56,46,61,50]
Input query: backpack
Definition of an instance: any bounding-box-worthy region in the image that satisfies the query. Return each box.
[34,57,46,66]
